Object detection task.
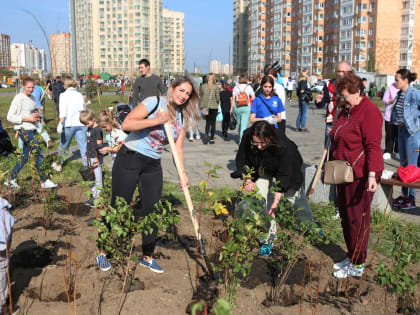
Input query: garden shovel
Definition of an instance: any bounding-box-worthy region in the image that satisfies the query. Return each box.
[162,110,214,278]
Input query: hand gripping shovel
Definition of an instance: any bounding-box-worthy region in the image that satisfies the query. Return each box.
[162,111,214,278]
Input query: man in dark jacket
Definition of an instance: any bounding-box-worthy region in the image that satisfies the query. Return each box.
[231,121,314,224]
[132,59,167,108]
[52,76,65,115]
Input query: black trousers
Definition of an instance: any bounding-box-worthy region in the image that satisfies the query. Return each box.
[205,108,218,139]
[286,90,293,99]
[384,121,398,154]
[278,120,286,135]
[221,111,230,133]
[111,146,163,257]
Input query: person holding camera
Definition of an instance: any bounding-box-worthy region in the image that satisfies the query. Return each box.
[5,77,57,189]
[296,69,312,132]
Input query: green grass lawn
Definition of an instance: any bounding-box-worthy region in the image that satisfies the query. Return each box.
[0,87,18,93]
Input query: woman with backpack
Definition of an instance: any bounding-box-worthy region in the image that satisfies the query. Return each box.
[249,76,285,131]
[296,69,312,132]
[199,73,220,144]
[231,75,255,142]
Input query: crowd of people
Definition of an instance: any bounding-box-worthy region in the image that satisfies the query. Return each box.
[2,57,420,284]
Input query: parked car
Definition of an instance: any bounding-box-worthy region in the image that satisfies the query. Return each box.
[0,84,10,88]
[311,82,325,93]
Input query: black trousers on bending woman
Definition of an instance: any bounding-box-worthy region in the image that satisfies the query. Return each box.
[205,108,218,140]
[111,145,163,257]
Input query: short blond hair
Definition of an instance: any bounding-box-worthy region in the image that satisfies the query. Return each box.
[64,78,79,89]
[79,109,96,125]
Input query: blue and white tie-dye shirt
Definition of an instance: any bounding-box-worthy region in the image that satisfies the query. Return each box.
[124,96,184,159]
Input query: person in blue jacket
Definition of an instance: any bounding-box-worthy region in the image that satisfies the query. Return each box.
[249,75,285,132]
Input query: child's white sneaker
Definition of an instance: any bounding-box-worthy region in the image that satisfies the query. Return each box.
[41,179,57,189]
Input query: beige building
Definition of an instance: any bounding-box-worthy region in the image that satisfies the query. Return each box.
[0,34,11,68]
[233,0,248,74]
[11,43,48,73]
[162,8,185,75]
[50,33,72,75]
[243,0,420,77]
[74,0,169,75]
[209,60,222,74]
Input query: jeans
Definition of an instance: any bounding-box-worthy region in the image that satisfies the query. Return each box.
[296,100,309,129]
[57,126,87,166]
[398,125,419,199]
[111,146,163,257]
[384,121,398,154]
[324,123,333,148]
[17,121,51,150]
[11,129,46,182]
[205,108,218,139]
[234,105,251,141]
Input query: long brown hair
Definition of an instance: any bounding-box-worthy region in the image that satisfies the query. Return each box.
[207,73,216,89]
[98,110,120,129]
[167,76,201,129]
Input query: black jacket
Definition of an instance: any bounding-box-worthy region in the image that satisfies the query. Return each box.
[231,127,303,193]
[296,79,312,101]
[53,81,65,104]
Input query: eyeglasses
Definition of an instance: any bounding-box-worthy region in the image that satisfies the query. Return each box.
[251,141,268,147]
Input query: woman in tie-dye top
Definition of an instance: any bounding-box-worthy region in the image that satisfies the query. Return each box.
[98,76,200,274]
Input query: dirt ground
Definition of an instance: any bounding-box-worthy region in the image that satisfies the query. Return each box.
[4,183,419,315]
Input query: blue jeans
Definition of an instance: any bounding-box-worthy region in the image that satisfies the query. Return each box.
[58,126,87,166]
[398,125,419,199]
[325,123,333,148]
[296,100,309,129]
[234,105,251,141]
[11,129,46,181]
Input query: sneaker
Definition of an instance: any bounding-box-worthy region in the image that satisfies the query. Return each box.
[333,257,350,270]
[195,134,201,140]
[333,263,364,278]
[383,152,391,160]
[4,179,20,189]
[188,136,193,142]
[139,258,164,273]
[41,179,57,189]
[400,197,416,210]
[84,197,96,208]
[392,195,407,209]
[209,139,215,144]
[96,254,111,271]
[51,162,62,172]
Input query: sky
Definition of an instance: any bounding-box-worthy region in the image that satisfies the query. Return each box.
[0,0,233,73]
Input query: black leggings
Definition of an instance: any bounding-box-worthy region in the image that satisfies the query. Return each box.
[205,108,218,139]
[384,121,398,154]
[221,111,230,133]
[111,146,163,256]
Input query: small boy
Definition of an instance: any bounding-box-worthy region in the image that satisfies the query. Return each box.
[79,110,103,208]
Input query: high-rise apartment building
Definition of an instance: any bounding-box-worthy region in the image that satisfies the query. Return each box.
[243,0,420,77]
[162,8,185,74]
[10,43,48,73]
[74,0,172,75]
[0,34,11,68]
[50,33,73,75]
[209,60,222,74]
[233,0,248,74]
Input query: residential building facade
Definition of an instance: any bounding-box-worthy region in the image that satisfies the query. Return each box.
[74,0,173,75]
[162,8,185,74]
[241,0,420,77]
[0,34,11,68]
[209,60,222,74]
[10,43,48,73]
[50,33,73,75]
[233,0,249,74]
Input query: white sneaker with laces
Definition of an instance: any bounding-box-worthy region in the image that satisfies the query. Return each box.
[383,152,391,160]
[333,263,364,278]
[4,179,20,189]
[41,179,57,189]
[333,257,350,270]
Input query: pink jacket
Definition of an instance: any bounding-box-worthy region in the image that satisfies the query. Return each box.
[382,83,400,122]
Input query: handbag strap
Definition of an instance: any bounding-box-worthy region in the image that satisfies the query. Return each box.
[352,151,365,167]
[258,95,275,116]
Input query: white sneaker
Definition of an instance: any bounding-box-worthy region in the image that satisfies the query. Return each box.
[195,134,201,140]
[333,257,350,270]
[4,179,20,189]
[188,136,193,142]
[51,162,62,172]
[383,152,391,160]
[41,179,57,189]
[333,263,364,278]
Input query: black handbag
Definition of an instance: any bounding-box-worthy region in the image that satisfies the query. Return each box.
[79,159,95,181]
[229,112,237,130]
